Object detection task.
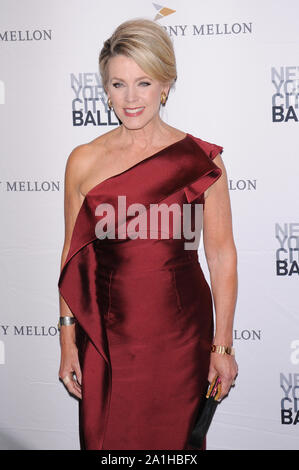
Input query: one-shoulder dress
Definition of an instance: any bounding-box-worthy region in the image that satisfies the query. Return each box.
[58,132,223,450]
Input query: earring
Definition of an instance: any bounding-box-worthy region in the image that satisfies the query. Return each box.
[108,97,113,109]
[160,92,167,105]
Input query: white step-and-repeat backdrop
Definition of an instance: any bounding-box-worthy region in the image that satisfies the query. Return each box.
[1,0,298,450]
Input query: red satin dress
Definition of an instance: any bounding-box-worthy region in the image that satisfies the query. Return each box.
[58,132,223,450]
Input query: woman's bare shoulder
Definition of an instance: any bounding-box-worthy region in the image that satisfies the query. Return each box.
[65,131,114,177]
[64,131,120,200]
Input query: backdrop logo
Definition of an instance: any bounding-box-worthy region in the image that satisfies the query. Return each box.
[0,29,52,41]
[71,73,119,127]
[272,66,299,123]
[275,223,299,276]
[233,329,261,341]
[152,4,252,36]
[1,180,60,192]
[0,80,4,104]
[153,3,176,21]
[0,325,58,365]
[0,325,58,336]
[229,178,256,191]
[280,341,299,425]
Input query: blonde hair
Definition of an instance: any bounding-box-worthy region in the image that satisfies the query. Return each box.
[99,18,177,92]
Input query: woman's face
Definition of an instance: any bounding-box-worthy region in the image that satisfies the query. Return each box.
[106,54,169,130]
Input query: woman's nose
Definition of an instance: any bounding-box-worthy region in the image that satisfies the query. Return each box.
[125,86,139,103]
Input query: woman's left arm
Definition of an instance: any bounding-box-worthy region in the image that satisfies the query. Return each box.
[203,153,238,400]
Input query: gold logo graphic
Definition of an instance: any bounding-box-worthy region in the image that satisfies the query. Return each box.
[153,3,176,21]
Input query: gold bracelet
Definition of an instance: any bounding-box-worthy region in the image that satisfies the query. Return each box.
[211,344,235,356]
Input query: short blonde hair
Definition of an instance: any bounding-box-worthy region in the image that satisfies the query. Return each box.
[99,18,177,92]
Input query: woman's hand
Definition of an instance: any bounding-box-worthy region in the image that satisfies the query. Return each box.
[208,352,238,401]
[59,340,82,400]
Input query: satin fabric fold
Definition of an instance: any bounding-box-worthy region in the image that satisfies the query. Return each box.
[58,133,223,450]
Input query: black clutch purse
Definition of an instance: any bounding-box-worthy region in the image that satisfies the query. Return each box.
[188,376,221,449]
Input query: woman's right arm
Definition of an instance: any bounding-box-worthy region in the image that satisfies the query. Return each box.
[58,145,89,400]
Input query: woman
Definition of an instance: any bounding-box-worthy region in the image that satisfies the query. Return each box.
[58,18,238,450]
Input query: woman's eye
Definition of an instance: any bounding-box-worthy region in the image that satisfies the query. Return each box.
[112,81,151,88]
